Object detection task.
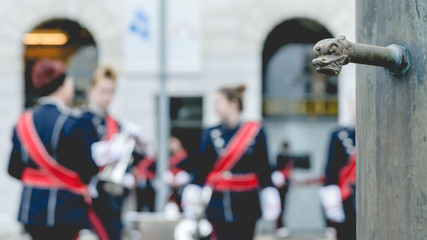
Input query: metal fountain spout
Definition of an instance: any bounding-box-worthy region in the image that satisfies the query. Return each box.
[312,35,411,77]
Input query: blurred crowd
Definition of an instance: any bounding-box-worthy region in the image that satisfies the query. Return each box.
[7,58,356,240]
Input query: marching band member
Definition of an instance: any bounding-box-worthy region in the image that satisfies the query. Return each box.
[338,152,356,206]
[82,67,144,240]
[134,151,157,212]
[163,135,192,215]
[7,59,108,240]
[182,85,281,240]
[270,141,294,237]
[319,126,356,240]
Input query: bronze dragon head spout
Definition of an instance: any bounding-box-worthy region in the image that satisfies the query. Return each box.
[312,35,352,76]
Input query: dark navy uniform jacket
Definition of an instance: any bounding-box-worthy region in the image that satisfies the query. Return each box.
[135,156,156,212]
[169,150,192,185]
[81,104,114,142]
[193,123,273,223]
[324,128,357,240]
[81,104,124,239]
[324,127,356,186]
[135,156,156,191]
[136,157,157,183]
[81,104,143,239]
[8,98,99,227]
[81,104,143,170]
[170,151,191,174]
[167,151,192,206]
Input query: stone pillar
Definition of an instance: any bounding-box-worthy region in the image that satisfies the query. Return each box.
[356,0,427,239]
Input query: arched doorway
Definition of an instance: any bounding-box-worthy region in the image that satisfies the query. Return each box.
[23,19,98,107]
[263,18,336,118]
[262,18,335,231]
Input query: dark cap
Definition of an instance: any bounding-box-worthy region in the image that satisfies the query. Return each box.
[32,59,67,96]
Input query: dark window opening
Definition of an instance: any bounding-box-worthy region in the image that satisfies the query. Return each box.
[169,96,203,171]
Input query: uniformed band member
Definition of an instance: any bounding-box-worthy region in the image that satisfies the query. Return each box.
[82,67,144,240]
[163,136,191,214]
[182,85,281,240]
[7,59,105,239]
[270,141,294,237]
[320,126,356,240]
[134,154,157,212]
[338,152,356,207]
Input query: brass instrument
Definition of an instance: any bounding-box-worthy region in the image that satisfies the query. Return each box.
[174,186,213,240]
[98,132,136,196]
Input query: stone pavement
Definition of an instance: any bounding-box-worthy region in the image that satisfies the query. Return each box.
[0,212,334,240]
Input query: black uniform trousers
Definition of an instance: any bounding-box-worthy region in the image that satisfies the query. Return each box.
[25,225,80,240]
[136,180,156,212]
[276,185,289,229]
[92,183,128,240]
[327,195,356,240]
[211,219,257,240]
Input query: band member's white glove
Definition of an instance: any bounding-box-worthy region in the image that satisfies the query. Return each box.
[122,121,142,138]
[164,202,181,220]
[91,139,125,167]
[122,121,147,154]
[318,185,345,223]
[260,187,282,221]
[181,184,202,220]
[163,171,174,185]
[271,170,286,188]
[174,171,191,186]
[88,177,99,198]
[122,173,136,189]
[164,171,192,187]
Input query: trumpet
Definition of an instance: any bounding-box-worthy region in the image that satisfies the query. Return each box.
[98,131,136,196]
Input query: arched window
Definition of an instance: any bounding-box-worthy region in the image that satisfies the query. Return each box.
[263,18,336,118]
[23,19,98,107]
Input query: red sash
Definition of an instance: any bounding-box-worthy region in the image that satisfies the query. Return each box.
[105,115,119,140]
[169,149,188,175]
[338,152,356,200]
[206,122,262,192]
[280,161,294,179]
[135,156,156,180]
[17,111,109,240]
